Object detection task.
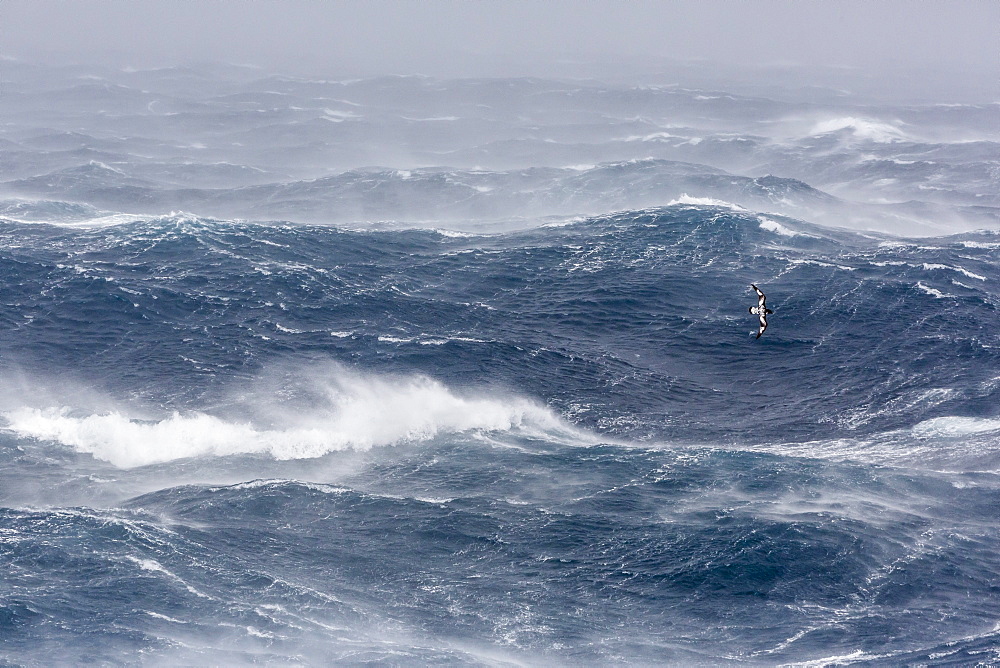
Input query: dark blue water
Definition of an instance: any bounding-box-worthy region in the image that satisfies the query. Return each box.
[2,206,1000,665]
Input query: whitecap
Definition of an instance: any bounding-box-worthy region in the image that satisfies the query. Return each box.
[665,194,747,211]
[810,116,907,143]
[2,368,582,468]
[758,217,799,237]
[921,263,986,281]
[911,416,1000,438]
[916,281,953,298]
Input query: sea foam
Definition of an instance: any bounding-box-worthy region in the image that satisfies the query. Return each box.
[810,116,907,143]
[665,194,747,210]
[2,369,576,468]
[758,217,799,237]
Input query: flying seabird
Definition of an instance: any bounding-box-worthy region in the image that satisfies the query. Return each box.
[749,284,773,339]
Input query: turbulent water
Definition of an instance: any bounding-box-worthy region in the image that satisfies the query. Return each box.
[1,60,1000,666]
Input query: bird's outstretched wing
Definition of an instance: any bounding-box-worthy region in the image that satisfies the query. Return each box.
[756,312,768,339]
[750,284,770,339]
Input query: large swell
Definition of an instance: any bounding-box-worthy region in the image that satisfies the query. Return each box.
[2,208,1000,665]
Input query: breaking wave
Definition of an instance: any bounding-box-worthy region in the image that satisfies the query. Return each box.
[3,367,579,467]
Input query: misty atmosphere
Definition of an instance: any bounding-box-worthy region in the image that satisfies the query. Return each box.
[2,1,1000,666]
[2,0,998,236]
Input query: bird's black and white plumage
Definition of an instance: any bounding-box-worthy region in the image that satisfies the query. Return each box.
[749,284,773,339]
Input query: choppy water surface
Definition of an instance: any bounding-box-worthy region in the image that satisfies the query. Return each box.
[1,61,1000,666]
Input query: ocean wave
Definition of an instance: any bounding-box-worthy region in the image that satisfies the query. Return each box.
[1,367,580,468]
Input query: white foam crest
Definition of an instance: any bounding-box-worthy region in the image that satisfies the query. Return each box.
[921,263,987,281]
[916,281,953,298]
[125,555,211,598]
[960,241,1000,249]
[540,215,588,228]
[911,415,1000,438]
[429,228,479,238]
[779,649,896,667]
[623,132,678,142]
[3,371,576,468]
[209,479,348,495]
[810,116,907,143]
[758,217,799,237]
[145,611,189,624]
[789,258,855,271]
[665,194,747,211]
[4,211,148,229]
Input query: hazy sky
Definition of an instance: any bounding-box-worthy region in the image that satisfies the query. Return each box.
[2,0,998,80]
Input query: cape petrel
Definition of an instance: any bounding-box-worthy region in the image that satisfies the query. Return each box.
[749,284,773,339]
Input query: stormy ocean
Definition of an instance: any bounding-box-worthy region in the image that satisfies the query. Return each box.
[1,58,1000,666]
